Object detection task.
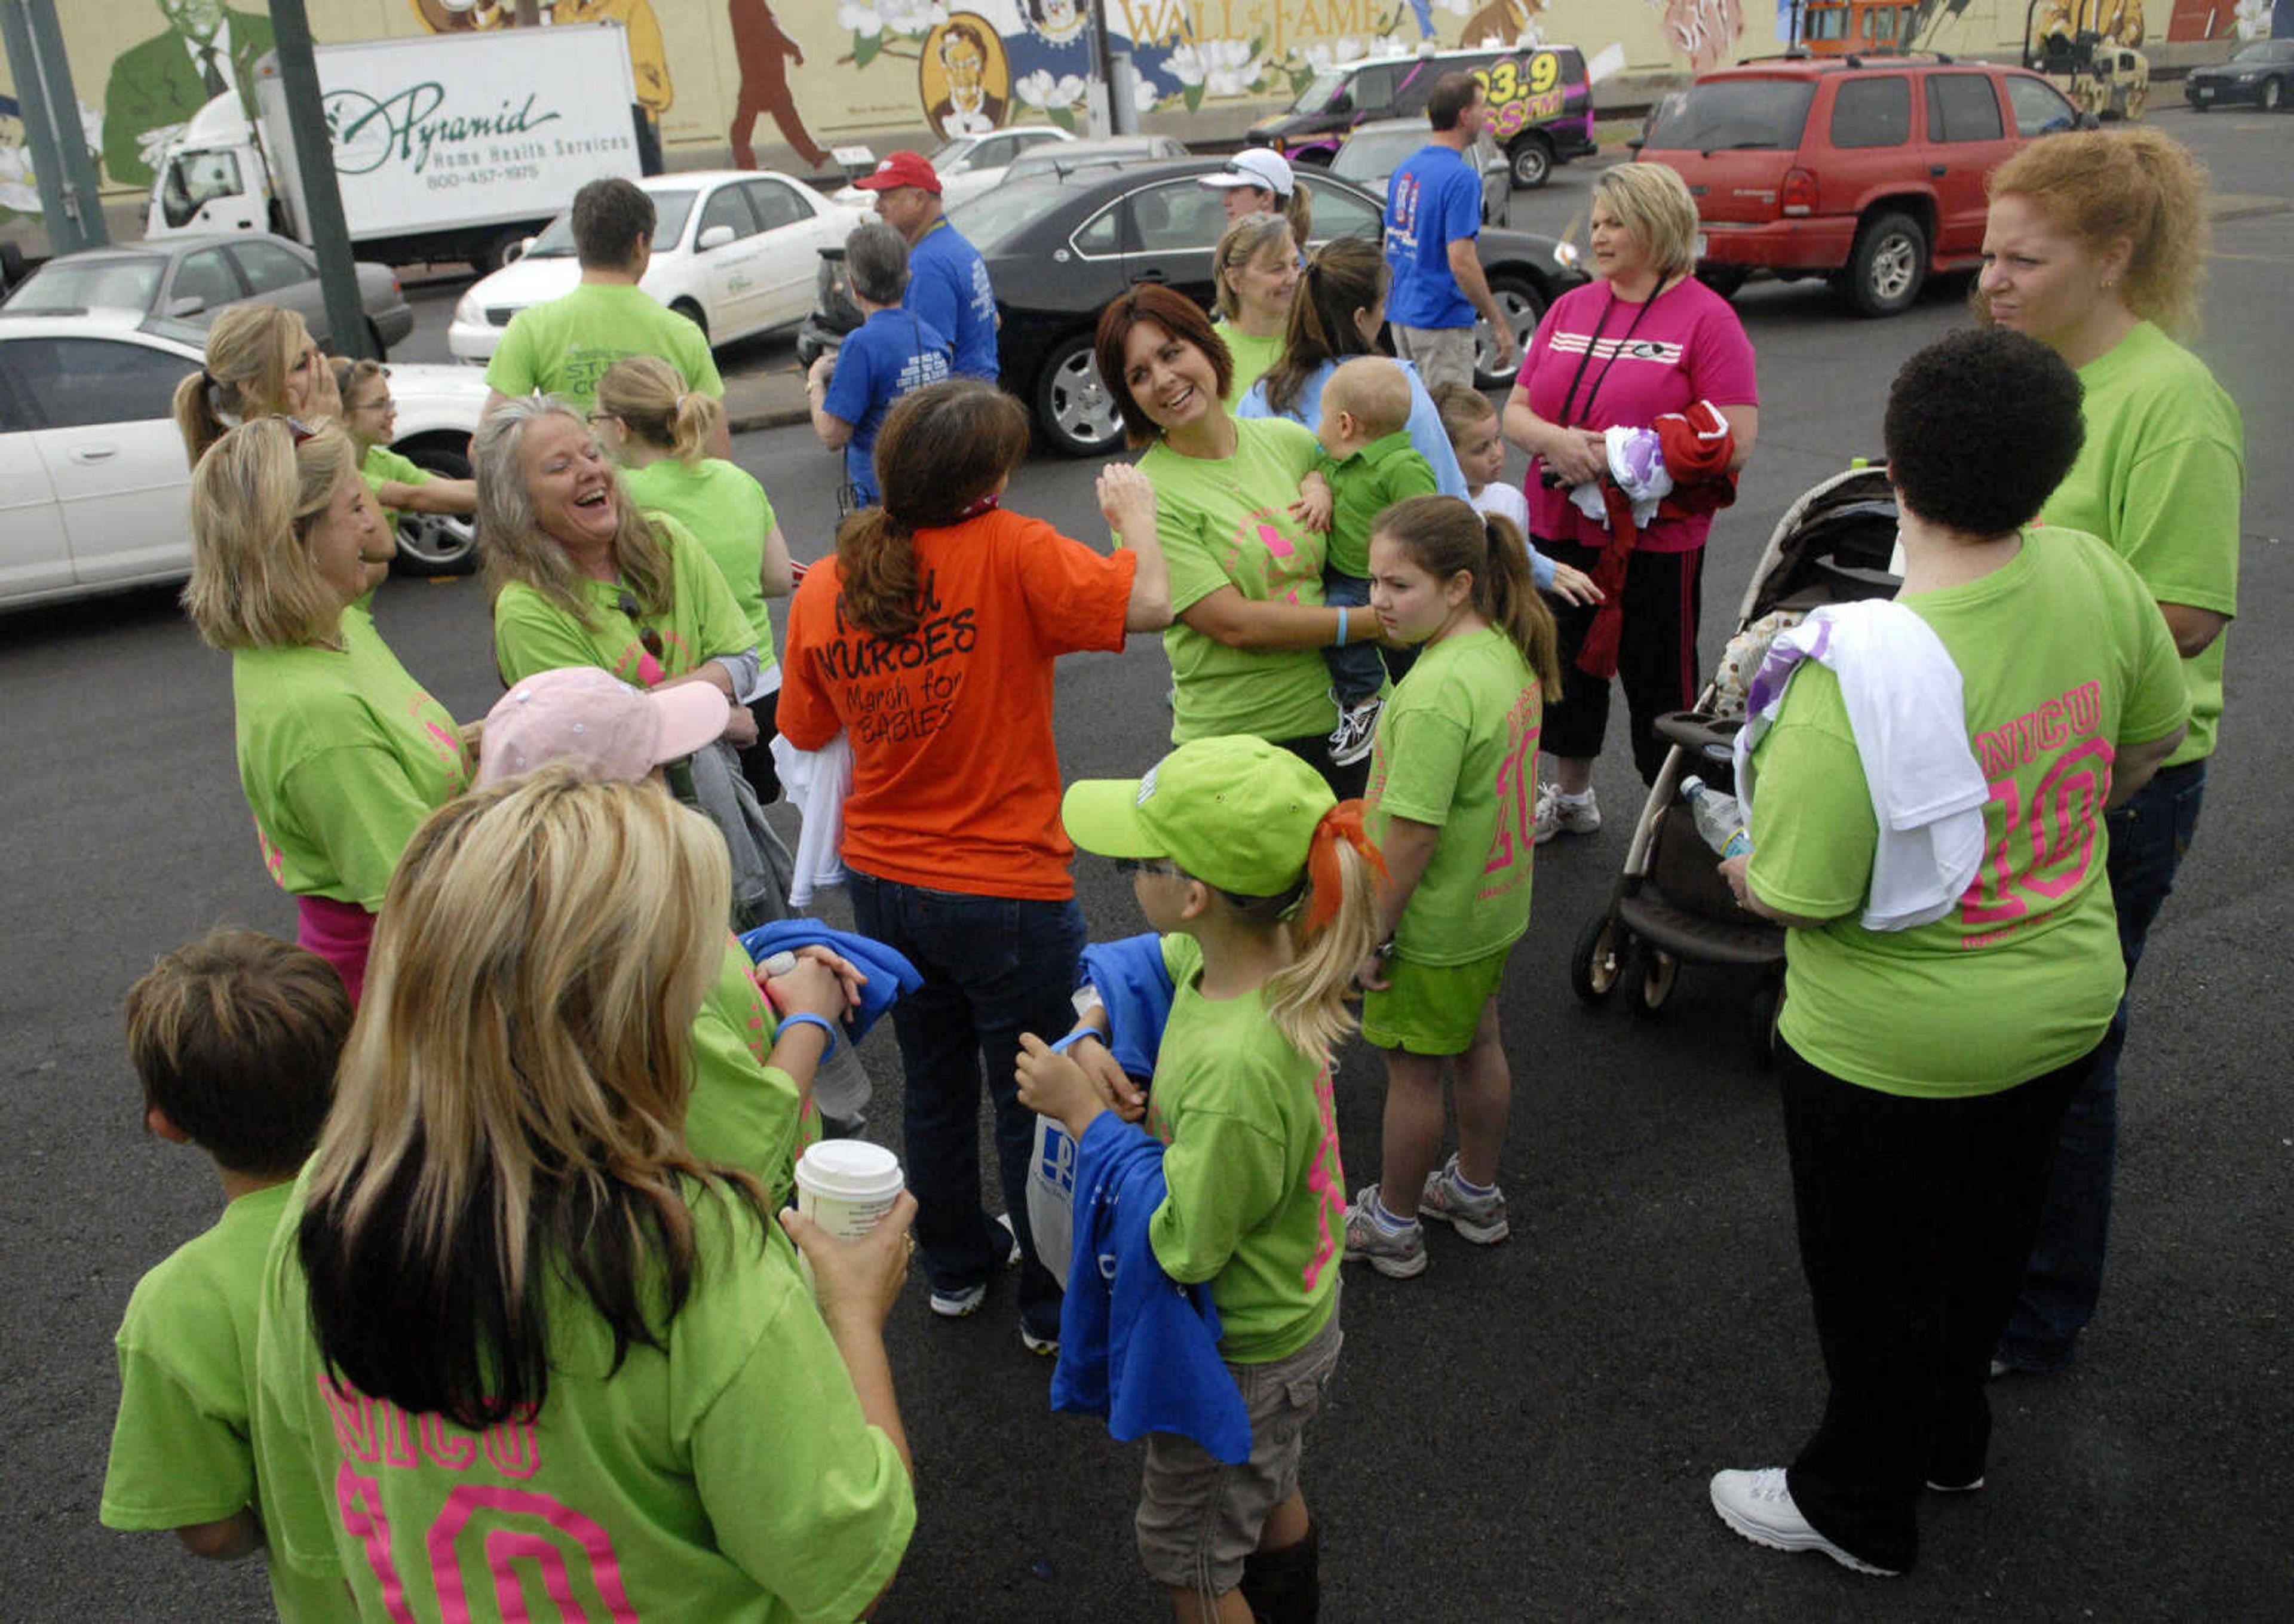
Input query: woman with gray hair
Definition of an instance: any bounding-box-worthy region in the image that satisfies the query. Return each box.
[476,395,757,745]
[1210,211,1299,407]
[805,219,955,510]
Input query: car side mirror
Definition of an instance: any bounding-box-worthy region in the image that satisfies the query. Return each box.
[166,294,206,317]
[697,223,737,251]
[505,237,533,264]
[1627,134,1646,152]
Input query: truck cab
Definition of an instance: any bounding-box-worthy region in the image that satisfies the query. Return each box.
[148,94,277,241]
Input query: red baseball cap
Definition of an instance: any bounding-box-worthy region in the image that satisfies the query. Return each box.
[852,151,941,195]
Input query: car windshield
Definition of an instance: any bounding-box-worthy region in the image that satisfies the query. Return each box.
[4,257,164,314]
[521,189,698,258]
[1645,79,1816,151]
[2231,39,2288,62]
[1292,70,1349,115]
[1331,129,1422,181]
[949,179,1069,252]
[927,135,978,167]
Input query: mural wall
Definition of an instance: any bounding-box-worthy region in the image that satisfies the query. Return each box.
[0,0,2274,228]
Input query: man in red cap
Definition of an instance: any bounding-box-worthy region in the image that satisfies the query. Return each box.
[852,152,1000,381]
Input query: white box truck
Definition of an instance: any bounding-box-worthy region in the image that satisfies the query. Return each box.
[146,24,645,272]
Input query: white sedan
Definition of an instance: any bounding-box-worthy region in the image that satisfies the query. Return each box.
[0,308,492,612]
[829,126,1074,212]
[449,170,866,364]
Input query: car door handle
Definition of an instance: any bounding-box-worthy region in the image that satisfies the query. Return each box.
[69,445,118,463]
[1128,268,1167,284]
[1929,164,1947,177]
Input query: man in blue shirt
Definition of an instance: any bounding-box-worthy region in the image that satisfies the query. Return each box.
[806,219,954,508]
[852,150,999,380]
[1382,72,1517,393]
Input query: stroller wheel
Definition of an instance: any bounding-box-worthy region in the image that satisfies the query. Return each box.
[1631,948,1678,1018]
[1569,911,1629,1006]
[1748,969,1786,1067]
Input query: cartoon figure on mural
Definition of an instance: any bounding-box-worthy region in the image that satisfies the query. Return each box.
[1656,0,1746,73]
[101,0,275,189]
[2031,0,2146,51]
[0,96,103,220]
[1462,1,1551,47]
[1023,0,1090,47]
[924,17,1011,138]
[731,0,828,170]
[407,0,670,121]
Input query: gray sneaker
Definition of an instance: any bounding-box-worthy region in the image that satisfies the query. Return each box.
[1534,781,1600,844]
[1327,694,1384,766]
[1342,1184,1427,1279]
[1419,1155,1510,1244]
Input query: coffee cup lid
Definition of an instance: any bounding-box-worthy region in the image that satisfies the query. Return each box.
[795,1139,903,1199]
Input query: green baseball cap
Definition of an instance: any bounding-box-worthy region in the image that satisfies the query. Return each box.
[1062,736,1336,898]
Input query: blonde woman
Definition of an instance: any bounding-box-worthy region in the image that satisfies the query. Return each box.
[182,419,464,1001]
[254,773,916,1618]
[1503,161,1758,831]
[475,396,757,746]
[1977,127,2244,1380]
[173,304,340,463]
[595,355,795,801]
[1210,212,1300,409]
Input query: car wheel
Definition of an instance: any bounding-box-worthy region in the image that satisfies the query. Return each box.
[1695,265,1749,300]
[671,297,710,343]
[1508,134,1553,190]
[2267,76,2286,112]
[1473,275,1544,390]
[1032,331,1124,458]
[388,442,478,577]
[1844,211,1927,318]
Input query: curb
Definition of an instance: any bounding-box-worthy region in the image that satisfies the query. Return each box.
[728,402,814,434]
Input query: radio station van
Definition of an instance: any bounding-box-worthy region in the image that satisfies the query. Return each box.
[1246,44,1596,189]
[146,24,646,273]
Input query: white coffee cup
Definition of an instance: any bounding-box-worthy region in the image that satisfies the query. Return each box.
[793,1139,904,1239]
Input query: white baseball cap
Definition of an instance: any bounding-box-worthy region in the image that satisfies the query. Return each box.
[1198,148,1296,199]
[476,667,731,787]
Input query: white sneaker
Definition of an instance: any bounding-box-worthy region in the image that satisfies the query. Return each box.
[1534,782,1600,844]
[1709,1468,1902,1577]
[1327,695,1384,766]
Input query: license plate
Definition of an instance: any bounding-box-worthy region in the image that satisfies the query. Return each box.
[2195,87,2213,99]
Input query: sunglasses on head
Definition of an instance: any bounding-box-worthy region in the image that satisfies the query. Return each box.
[286,417,317,445]
[616,593,666,660]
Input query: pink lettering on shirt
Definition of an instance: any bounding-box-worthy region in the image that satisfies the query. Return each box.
[1302,1060,1345,1290]
[429,1484,636,1624]
[1958,686,2114,947]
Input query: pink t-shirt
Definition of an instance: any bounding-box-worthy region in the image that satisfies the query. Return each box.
[1516,277,1758,554]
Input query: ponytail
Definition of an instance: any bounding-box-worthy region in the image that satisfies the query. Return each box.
[1478,511,1562,700]
[1259,805,1384,1064]
[173,370,231,466]
[1283,182,1313,245]
[833,509,924,641]
[176,304,311,465]
[595,355,723,465]
[670,392,724,464]
[1262,237,1384,419]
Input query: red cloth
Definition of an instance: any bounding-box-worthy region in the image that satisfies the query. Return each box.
[1576,402,1737,679]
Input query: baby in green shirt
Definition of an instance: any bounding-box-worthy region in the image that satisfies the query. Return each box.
[1301,356,1439,766]
[100,931,354,1620]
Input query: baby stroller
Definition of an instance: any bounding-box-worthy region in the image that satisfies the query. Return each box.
[1565,466,1902,1061]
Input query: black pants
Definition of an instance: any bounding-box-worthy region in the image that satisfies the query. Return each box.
[1539,539,1703,784]
[1776,1040,2093,1572]
[1274,731,1369,802]
[737,690,781,805]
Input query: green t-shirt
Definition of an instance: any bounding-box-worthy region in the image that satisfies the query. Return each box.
[1217,323,1286,411]
[1746,529,2189,1097]
[484,282,725,416]
[1365,627,1541,964]
[1143,934,1344,1363]
[233,607,468,907]
[622,457,779,664]
[100,1182,351,1622]
[1142,416,1335,744]
[359,443,430,533]
[686,935,807,1205]
[1318,429,1440,578]
[494,514,757,689]
[255,1180,913,1623]
[2040,320,2241,767]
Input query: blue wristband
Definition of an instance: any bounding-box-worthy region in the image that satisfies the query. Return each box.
[774,1011,838,1049]
[1050,1028,1102,1055]
[1335,606,1350,649]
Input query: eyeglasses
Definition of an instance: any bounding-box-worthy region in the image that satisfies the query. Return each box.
[586,410,618,426]
[616,593,665,661]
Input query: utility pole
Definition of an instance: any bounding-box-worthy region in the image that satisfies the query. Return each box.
[268,0,372,357]
[0,0,108,255]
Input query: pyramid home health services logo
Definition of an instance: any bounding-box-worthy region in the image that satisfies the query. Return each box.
[323,82,569,179]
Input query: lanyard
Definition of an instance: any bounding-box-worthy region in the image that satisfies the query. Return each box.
[1554,280,1667,429]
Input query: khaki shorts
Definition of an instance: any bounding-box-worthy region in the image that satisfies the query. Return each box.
[1134,1307,1342,1597]
[1392,324,1478,394]
[1361,947,1510,1056]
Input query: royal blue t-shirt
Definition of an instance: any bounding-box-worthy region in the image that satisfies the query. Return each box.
[1383,144,1483,330]
[904,217,999,380]
[823,307,953,504]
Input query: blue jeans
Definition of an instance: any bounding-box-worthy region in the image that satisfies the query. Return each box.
[1998,759,2207,1371]
[1320,568,1387,707]
[845,868,1081,1340]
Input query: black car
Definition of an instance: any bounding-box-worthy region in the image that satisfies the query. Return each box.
[797,158,1587,456]
[2185,38,2294,112]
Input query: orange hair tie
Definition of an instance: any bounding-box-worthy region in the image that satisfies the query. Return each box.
[1302,800,1387,934]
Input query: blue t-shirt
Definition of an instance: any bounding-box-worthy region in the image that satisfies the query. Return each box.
[823,307,953,504]
[1384,145,1483,330]
[904,217,998,380]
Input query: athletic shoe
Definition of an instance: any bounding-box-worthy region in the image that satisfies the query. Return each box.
[1327,694,1384,766]
[1418,1155,1510,1244]
[1020,1324,1060,1358]
[929,1215,1023,1318]
[1534,781,1600,843]
[1925,1475,1985,1493]
[1709,1468,1902,1577]
[1342,1185,1428,1279]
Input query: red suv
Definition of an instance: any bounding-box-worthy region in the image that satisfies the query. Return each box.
[1636,54,2083,316]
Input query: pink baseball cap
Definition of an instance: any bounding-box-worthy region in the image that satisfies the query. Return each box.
[852,151,943,195]
[476,667,730,787]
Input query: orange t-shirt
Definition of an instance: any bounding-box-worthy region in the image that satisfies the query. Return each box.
[779,508,1136,900]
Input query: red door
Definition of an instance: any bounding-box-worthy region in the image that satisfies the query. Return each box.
[1921,72,2016,260]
